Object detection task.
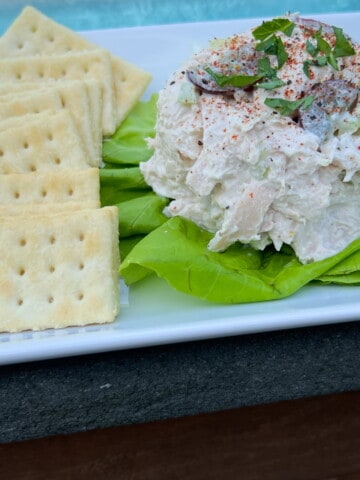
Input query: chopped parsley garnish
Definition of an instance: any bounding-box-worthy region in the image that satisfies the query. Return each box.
[204,17,295,93]
[303,55,328,78]
[257,77,286,90]
[253,18,295,69]
[199,18,354,118]
[205,57,285,91]
[256,57,286,89]
[303,26,355,77]
[204,67,262,88]
[257,56,277,77]
[264,95,314,115]
[305,38,318,57]
[252,18,295,41]
[256,34,289,69]
[333,26,356,57]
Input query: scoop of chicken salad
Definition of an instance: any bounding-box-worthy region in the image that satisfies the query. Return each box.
[141,15,360,264]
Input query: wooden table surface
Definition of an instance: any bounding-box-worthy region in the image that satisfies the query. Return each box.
[1,391,359,479]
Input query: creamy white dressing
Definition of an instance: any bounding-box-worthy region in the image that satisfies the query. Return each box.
[141,17,360,263]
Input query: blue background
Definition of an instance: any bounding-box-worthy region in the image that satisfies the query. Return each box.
[1,0,359,33]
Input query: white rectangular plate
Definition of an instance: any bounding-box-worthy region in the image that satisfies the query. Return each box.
[0,12,359,365]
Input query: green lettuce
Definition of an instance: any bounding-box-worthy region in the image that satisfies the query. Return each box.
[101,93,360,303]
[117,194,169,238]
[120,216,360,303]
[102,93,157,166]
[100,94,168,258]
[100,167,150,205]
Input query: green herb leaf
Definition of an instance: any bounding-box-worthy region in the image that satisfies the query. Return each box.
[315,55,329,66]
[333,26,355,57]
[252,18,295,41]
[303,55,328,78]
[304,26,355,76]
[275,36,288,69]
[264,95,314,115]
[303,60,313,78]
[256,34,278,54]
[256,35,288,69]
[314,30,332,56]
[204,67,263,88]
[257,56,277,77]
[327,51,339,70]
[256,58,285,89]
[305,39,318,57]
[257,78,286,90]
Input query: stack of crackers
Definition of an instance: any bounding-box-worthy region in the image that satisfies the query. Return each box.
[0,7,152,332]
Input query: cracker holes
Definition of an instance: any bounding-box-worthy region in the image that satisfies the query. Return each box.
[14,191,20,199]
[41,189,47,198]
[17,42,24,50]
[49,265,55,273]
[30,24,38,33]
[54,157,61,165]
[17,298,23,306]
[0,149,3,156]
[29,164,37,172]
[47,132,53,141]
[48,296,54,304]
[18,267,26,276]
[79,233,85,242]
[77,292,84,301]
[23,141,29,149]
[49,235,56,245]
[68,188,74,196]
[16,72,22,80]
[19,238,27,247]
[79,262,85,270]
[48,35,55,43]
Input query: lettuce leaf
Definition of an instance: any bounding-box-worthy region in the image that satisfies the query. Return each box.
[102,93,360,303]
[100,167,151,206]
[117,194,168,238]
[120,217,360,303]
[100,94,167,255]
[102,93,157,165]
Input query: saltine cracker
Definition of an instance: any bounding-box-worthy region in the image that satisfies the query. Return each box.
[0,6,152,124]
[0,206,120,332]
[0,110,90,173]
[0,50,116,135]
[0,80,102,166]
[0,201,100,216]
[0,168,100,206]
[0,88,63,118]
